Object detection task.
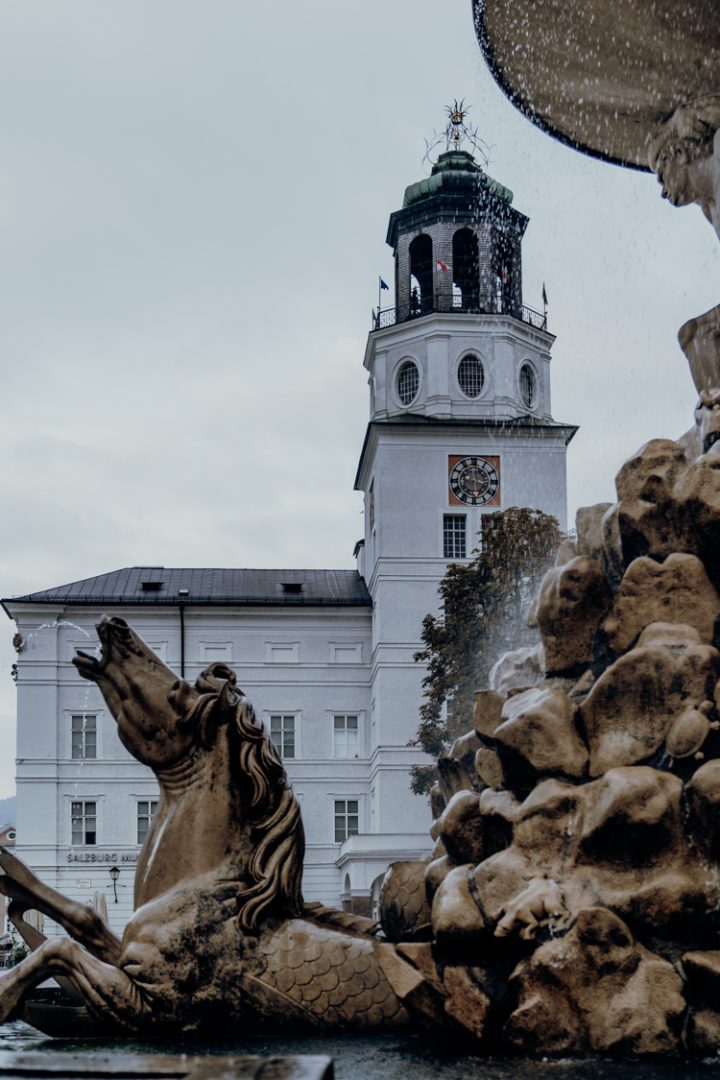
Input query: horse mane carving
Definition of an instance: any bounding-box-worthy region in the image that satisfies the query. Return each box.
[189,664,306,932]
[232,696,305,931]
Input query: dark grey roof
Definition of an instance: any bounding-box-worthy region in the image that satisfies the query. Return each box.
[3,568,371,610]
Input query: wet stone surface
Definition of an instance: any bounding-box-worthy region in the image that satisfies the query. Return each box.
[1,1022,720,1080]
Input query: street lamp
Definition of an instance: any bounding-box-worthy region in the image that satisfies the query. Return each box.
[109,865,120,904]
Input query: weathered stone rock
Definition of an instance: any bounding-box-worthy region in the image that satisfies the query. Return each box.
[680,950,720,1054]
[488,642,544,694]
[694,385,720,453]
[682,949,720,998]
[441,966,491,1040]
[494,687,587,790]
[431,866,486,943]
[604,553,720,654]
[504,908,685,1055]
[638,620,703,650]
[578,767,683,862]
[536,556,611,673]
[424,855,455,903]
[686,760,720,854]
[600,503,626,588]
[450,730,482,766]
[608,435,720,588]
[615,439,690,565]
[429,784,446,822]
[666,704,712,759]
[554,538,579,566]
[675,444,720,583]
[686,1009,720,1056]
[506,779,582,862]
[477,787,517,857]
[380,861,432,942]
[575,501,611,556]
[475,747,503,789]
[568,668,596,700]
[437,753,475,801]
[438,791,485,865]
[473,689,505,740]
[469,767,716,943]
[581,626,720,775]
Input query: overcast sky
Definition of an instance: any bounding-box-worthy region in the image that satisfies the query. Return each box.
[0,1,717,798]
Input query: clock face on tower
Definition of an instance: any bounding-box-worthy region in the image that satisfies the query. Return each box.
[448,455,501,506]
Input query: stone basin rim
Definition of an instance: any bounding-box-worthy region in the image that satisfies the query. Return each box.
[473,0,720,172]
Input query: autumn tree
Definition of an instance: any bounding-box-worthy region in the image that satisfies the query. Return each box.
[410,507,564,794]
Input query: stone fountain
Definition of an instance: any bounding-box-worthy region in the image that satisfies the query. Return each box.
[377,0,720,1059]
[3,0,720,1065]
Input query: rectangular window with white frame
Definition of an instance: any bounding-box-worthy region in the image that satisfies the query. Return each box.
[334,799,359,843]
[71,801,97,845]
[71,714,97,759]
[137,799,158,844]
[269,714,296,759]
[333,715,359,758]
[443,514,467,559]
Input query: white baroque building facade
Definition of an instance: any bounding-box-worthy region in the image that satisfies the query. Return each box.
[3,147,576,935]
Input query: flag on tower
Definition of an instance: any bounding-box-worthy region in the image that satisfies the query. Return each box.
[542,282,548,306]
[379,277,389,291]
[436,259,449,271]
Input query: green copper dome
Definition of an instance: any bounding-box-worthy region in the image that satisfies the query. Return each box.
[402,150,514,209]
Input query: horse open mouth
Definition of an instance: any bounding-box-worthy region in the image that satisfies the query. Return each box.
[72,616,128,680]
[73,649,102,679]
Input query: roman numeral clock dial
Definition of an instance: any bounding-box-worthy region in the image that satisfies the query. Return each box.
[449,455,500,506]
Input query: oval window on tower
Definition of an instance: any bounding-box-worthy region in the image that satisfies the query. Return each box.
[396,360,419,406]
[519,362,537,409]
[457,354,484,398]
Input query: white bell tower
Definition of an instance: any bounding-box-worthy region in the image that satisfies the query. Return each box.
[354,116,577,835]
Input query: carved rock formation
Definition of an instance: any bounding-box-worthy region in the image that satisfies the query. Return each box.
[536,556,611,673]
[505,907,685,1055]
[603,553,720,654]
[382,401,720,1056]
[488,642,544,694]
[494,687,587,789]
[581,623,720,775]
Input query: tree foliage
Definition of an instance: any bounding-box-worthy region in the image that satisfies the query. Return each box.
[410,507,564,794]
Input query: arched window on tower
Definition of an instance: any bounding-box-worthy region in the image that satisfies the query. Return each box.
[494,235,515,315]
[452,228,479,311]
[409,234,433,317]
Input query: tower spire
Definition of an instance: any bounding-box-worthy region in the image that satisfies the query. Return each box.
[423,100,490,169]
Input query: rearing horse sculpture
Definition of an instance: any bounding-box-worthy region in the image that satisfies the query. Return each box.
[0,617,442,1035]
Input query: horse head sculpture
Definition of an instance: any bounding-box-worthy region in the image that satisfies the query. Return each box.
[74,615,265,773]
[75,615,305,929]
